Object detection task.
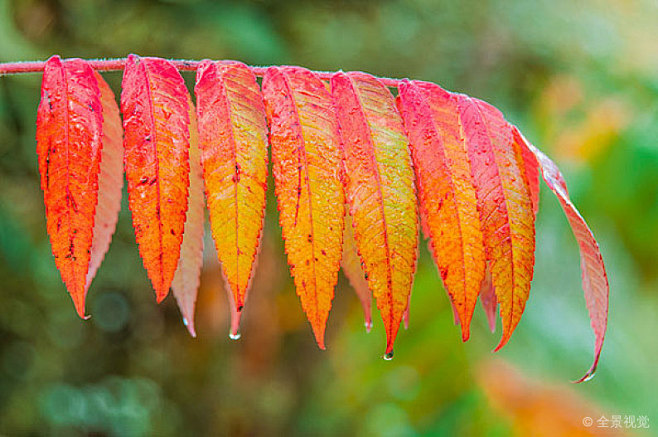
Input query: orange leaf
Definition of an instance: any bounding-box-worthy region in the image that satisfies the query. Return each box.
[332,71,418,356]
[457,94,536,350]
[515,128,609,383]
[194,60,269,336]
[121,55,191,302]
[262,66,345,349]
[36,56,105,318]
[341,213,373,332]
[172,100,205,337]
[85,71,124,294]
[398,81,486,341]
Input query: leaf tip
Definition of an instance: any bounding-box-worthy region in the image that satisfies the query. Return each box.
[460,325,471,342]
[487,318,496,333]
[182,316,197,338]
[493,331,511,353]
[312,325,327,350]
[155,289,169,304]
[71,292,89,320]
[229,307,242,340]
[572,349,602,383]
[572,369,597,384]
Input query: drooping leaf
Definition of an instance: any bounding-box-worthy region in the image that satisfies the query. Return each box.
[515,127,609,383]
[85,71,124,294]
[36,56,104,318]
[398,80,486,341]
[194,60,269,337]
[341,213,373,332]
[172,100,205,337]
[515,127,540,217]
[121,55,191,302]
[456,94,536,350]
[262,66,345,349]
[332,71,418,357]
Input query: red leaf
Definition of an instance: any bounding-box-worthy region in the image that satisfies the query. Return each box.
[457,94,536,350]
[172,100,205,337]
[332,71,418,356]
[121,55,191,302]
[194,60,269,337]
[262,66,345,349]
[36,56,104,318]
[85,71,124,295]
[398,81,486,341]
[515,128,609,383]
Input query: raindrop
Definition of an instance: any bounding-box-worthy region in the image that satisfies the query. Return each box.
[580,371,596,383]
[384,350,394,361]
[229,331,241,341]
[182,317,189,327]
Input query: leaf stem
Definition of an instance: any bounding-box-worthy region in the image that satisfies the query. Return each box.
[0,58,402,87]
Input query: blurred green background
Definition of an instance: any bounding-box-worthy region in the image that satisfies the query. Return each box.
[0,0,656,435]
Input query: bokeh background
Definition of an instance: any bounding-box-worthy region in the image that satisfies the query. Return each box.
[0,0,656,435]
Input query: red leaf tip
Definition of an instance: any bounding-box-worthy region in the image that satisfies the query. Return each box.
[573,364,598,384]
[72,293,90,320]
[156,291,168,304]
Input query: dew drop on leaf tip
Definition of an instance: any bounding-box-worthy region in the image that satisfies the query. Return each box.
[578,371,596,383]
[364,321,373,333]
[182,317,189,327]
[383,350,394,361]
[229,331,241,341]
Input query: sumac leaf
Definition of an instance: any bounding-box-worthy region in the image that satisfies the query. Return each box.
[36,56,104,317]
[457,94,536,350]
[85,71,124,294]
[172,100,205,337]
[398,80,486,341]
[121,55,191,302]
[263,66,345,349]
[332,71,418,356]
[515,127,609,383]
[195,60,268,336]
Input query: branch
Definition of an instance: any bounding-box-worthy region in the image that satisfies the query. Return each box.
[0,57,402,87]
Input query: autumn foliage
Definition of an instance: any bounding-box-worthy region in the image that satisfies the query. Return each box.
[30,55,608,381]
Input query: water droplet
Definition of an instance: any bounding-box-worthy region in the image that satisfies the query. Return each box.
[229,331,241,340]
[580,371,596,383]
[182,317,189,327]
[364,321,373,333]
[383,350,394,361]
